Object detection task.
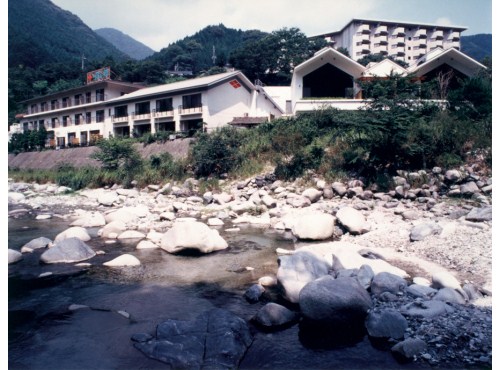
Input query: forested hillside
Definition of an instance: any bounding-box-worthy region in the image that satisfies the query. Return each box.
[95,28,156,60]
[8,0,129,68]
[461,34,492,63]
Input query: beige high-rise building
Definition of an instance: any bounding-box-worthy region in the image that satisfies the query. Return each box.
[311,18,466,63]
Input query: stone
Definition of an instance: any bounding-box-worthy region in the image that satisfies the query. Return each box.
[40,237,96,264]
[160,221,228,254]
[335,207,370,235]
[117,230,146,240]
[244,284,265,303]
[258,276,277,287]
[103,254,141,267]
[332,182,347,196]
[70,212,106,227]
[136,240,159,249]
[213,192,232,205]
[99,220,127,239]
[409,223,442,241]
[432,271,467,300]
[134,309,252,369]
[401,300,455,318]
[160,212,176,221]
[277,251,330,303]
[299,276,373,326]
[322,187,334,199]
[391,338,427,361]
[365,309,408,340]
[8,249,23,264]
[97,191,119,206]
[445,169,462,183]
[54,227,91,243]
[406,284,437,298]
[104,208,139,225]
[465,206,492,222]
[252,303,299,329]
[36,214,52,220]
[370,272,407,297]
[302,188,322,203]
[8,192,25,203]
[291,213,336,240]
[261,195,277,208]
[286,195,311,208]
[20,237,52,253]
[207,217,224,226]
[432,287,467,304]
[460,181,480,196]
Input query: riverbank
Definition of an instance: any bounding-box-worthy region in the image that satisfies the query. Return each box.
[8,165,493,368]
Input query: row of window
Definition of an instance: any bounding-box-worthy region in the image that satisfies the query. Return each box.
[30,89,106,114]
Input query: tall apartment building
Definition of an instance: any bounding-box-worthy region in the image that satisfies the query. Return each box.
[312,18,466,63]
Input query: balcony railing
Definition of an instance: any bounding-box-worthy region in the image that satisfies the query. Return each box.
[132,111,152,120]
[111,115,129,123]
[178,105,203,115]
[154,109,175,118]
[25,94,109,116]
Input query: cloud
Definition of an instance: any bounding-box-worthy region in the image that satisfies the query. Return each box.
[434,17,453,26]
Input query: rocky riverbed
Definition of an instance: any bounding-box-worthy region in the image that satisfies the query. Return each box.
[8,164,493,368]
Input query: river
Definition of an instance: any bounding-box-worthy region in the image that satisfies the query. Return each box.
[8,206,429,370]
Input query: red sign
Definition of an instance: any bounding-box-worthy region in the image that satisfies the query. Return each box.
[87,67,111,84]
[229,79,241,89]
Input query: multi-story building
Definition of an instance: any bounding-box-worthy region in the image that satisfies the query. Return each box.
[312,18,466,63]
[15,70,283,148]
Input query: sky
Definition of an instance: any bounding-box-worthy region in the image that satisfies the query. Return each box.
[50,0,493,52]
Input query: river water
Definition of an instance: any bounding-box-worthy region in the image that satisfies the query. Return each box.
[8,207,429,370]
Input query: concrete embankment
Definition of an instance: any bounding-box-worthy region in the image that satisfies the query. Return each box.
[8,139,194,170]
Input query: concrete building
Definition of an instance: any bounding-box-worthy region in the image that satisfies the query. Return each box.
[311,18,466,63]
[16,70,283,148]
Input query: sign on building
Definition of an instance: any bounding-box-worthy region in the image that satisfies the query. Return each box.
[87,67,111,84]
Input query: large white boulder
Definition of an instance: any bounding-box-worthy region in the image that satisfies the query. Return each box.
[54,226,91,243]
[40,238,96,264]
[335,207,370,235]
[70,212,106,227]
[291,213,336,240]
[160,221,228,254]
[103,254,141,267]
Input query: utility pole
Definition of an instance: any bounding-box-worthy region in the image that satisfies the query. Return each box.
[211,45,216,65]
[81,54,87,71]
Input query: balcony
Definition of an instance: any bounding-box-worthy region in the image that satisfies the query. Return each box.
[358,24,371,34]
[154,109,175,118]
[375,25,388,35]
[178,105,203,115]
[415,29,427,38]
[132,111,152,121]
[392,27,405,37]
[111,115,129,123]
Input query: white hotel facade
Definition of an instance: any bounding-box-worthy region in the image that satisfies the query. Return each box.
[312,18,466,62]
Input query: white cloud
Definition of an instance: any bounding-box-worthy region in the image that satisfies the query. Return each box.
[434,17,453,26]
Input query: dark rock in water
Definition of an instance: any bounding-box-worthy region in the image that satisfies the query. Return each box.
[40,237,96,264]
[370,272,407,297]
[134,308,252,369]
[244,284,265,303]
[401,299,455,318]
[365,309,408,340]
[391,338,427,362]
[21,236,52,252]
[252,303,299,330]
[299,276,372,328]
[130,333,153,343]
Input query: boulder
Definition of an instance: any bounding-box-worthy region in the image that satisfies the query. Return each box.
[97,191,119,206]
[40,237,96,264]
[465,206,492,222]
[432,271,467,300]
[302,188,322,203]
[335,207,370,235]
[20,236,52,253]
[70,212,106,227]
[432,287,467,305]
[331,182,347,197]
[213,192,233,205]
[8,192,26,203]
[8,249,23,264]
[286,195,311,208]
[391,338,427,361]
[54,227,91,243]
[252,303,299,329]
[370,272,407,297]
[409,223,442,241]
[133,309,252,369]
[291,213,336,240]
[136,240,159,249]
[261,195,277,208]
[460,181,480,196]
[244,284,265,303]
[299,276,373,327]
[104,208,139,225]
[365,309,408,340]
[99,220,127,239]
[400,300,455,318]
[160,221,228,254]
[207,218,224,226]
[277,251,330,303]
[444,169,462,183]
[117,230,146,240]
[406,284,437,298]
[103,254,141,267]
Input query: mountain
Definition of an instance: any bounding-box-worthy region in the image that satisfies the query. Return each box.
[148,24,268,74]
[95,28,155,60]
[8,0,129,68]
[461,34,492,63]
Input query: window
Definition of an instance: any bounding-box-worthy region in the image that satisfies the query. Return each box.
[62,97,70,108]
[62,116,69,127]
[156,98,173,112]
[86,112,92,124]
[74,114,81,125]
[182,93,202,109]
[51,100,59,110]
[408,37,412,41]
[86,92,92,103]
[114,105,128,118]
[51,117,57,128]
[96,110,105,123]
[74,94,82,105]
[30,104,38,114]
[96,89,105,102]
[135,101,150,115]
[41,102,48,112]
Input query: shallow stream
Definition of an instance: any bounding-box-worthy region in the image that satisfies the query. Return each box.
[8,208,429,369]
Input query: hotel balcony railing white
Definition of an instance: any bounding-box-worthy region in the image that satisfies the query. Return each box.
[154,109,175,118]
[391,27,405,37]
[357,24,371,34]
[431,30,444,40]
[375,25,388,35]
[132,112,152,121]
[26,94,109,115]
[111,115,129,123]
[178,106,203,115]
